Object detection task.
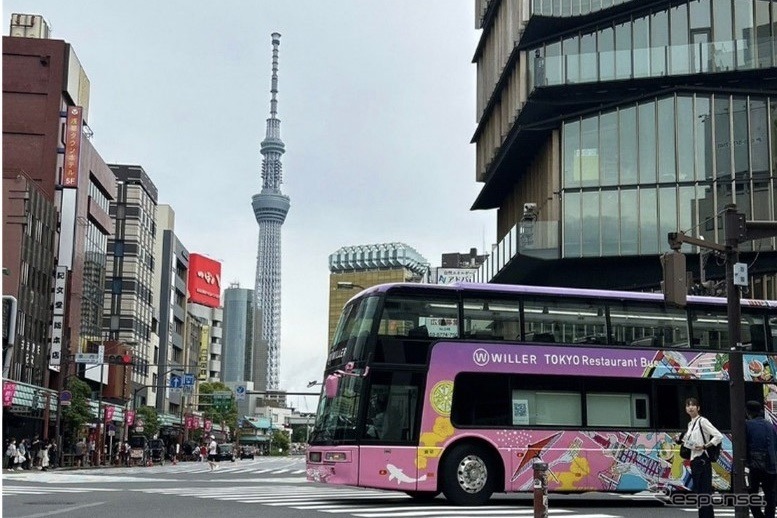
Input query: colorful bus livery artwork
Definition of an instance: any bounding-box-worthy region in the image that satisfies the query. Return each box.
[306,282,777,505]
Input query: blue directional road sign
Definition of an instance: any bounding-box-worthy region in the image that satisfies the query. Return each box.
[170,375,182,391]
[183,373,195,387]
[235,385,246,401]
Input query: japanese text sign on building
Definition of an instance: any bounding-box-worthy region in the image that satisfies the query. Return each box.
[49,266,68,368]
[62,106,83,188]
[3,382,17,407]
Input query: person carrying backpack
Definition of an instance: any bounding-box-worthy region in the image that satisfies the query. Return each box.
[745,400,777,518]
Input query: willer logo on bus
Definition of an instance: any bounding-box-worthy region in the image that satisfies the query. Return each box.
[473,348,539,367]
[473,348,490,366]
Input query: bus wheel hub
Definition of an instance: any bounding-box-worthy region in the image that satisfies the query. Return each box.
[457,455,487,493]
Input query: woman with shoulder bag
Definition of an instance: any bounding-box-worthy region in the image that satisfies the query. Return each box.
[678,397,723,518]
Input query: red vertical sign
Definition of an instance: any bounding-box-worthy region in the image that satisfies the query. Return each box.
[63,106,83,188]
[125,410,135,426]
[3,382,16,407]
[104,406,115,422]
[204,419,212,432]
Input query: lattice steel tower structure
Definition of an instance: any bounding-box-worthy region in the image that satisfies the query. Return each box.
[252,33,289,391]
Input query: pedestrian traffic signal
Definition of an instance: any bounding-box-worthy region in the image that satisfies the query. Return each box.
[106,353,133,365]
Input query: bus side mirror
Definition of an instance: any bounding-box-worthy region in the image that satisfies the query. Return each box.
[324,374,340,399]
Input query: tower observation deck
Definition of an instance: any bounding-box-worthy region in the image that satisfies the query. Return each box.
[252,32,289,391]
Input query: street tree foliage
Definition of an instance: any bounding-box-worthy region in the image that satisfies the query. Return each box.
[291,425,307,443]
[134,406,159,439]
[271,429,290,455]
[62,377,93,447]
[197,381,237,433]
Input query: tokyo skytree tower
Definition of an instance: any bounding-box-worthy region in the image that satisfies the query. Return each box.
[252,33,290,390]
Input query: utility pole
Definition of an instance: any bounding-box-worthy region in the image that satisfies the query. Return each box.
[665,204,777,518]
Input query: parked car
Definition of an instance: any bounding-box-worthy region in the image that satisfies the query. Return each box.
[239,445,255,460]
[216,443,236,462]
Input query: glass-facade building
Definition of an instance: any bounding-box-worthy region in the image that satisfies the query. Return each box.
[222,286,255,383]
[472,0,777,297]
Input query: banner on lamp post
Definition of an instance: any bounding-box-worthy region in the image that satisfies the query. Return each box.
[185,416,194,429]
[104,406,115,422]
[204,419,212,432]
[125,410,135,426]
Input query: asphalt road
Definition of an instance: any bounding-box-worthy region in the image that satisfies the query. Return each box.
[2,456,740,518]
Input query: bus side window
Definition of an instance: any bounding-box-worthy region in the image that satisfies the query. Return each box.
[609,302,688,348]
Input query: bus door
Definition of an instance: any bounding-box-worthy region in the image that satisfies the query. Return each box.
[359,370,425,490]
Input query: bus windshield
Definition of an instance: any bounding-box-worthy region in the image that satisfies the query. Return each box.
[327,294,379,367]
[308,373,363,443]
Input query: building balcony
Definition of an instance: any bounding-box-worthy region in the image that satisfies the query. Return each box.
[530,39,775,92]
[476,220,560,283]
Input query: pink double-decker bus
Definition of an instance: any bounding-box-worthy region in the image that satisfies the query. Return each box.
[306,282,777,505]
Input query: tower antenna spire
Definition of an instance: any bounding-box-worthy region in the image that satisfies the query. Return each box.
[252,33,290,391]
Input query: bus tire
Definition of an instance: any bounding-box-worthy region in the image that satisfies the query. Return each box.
[441,443,495,506]
[404,491,440,501]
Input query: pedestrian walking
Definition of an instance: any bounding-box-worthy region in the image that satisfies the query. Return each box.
[123,440,131,466]
[675,397,723,518]
[199,443,207,463]
[5,438,17,471]
[17,439,28,470]
[88,437,96,466]
[38,442,50,471]
[49,440,58,469]
[207,436,218,470]
[746,400,777,518]
[30,434,41,468]
[74,437,86,467]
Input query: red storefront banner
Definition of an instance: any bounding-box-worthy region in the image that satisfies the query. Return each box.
[125,410,135,426]
[104,406,115,422]
[3,382,17,407]
[63,106,83,188]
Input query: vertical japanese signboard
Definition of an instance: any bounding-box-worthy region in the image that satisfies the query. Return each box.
[104,405,115,422]
[62,107,83,188]
[49,266,68,368]
[198,325,209,380]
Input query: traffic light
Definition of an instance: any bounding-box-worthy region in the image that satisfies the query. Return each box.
[106,353,133,365]
[661,251,687,307]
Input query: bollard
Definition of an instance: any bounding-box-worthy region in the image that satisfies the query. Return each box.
[533,460,549,518]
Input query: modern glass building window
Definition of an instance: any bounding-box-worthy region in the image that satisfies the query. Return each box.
[560,94,777,258]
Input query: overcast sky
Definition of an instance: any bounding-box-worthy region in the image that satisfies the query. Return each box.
[4,1,495,406]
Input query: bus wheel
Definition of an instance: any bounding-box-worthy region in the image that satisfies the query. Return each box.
[404,491,440,502]
[441,444,494,505]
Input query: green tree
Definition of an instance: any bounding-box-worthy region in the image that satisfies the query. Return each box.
[270,429,290,456]
[134,406,159,439]
[198,382,237,434]
[62,377,93,448]
[291,425,308,443]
